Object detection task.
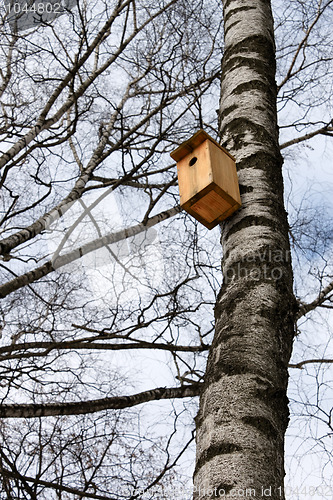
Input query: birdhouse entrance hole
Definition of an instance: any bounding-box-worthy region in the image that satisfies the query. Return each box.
[170,129,241,230]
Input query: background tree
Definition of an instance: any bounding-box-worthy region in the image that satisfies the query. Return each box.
[0,0,332,498]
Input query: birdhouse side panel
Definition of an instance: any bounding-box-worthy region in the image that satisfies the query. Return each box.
[208,140,241,205]
[176,139,212,206]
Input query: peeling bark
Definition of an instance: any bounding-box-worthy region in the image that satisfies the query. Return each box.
[194,1,296,499]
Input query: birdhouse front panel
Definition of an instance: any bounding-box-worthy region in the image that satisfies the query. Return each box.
[176,139,212,207]
[171,130,241,229]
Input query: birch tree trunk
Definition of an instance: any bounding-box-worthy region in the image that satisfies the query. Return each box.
[194,1,296,498]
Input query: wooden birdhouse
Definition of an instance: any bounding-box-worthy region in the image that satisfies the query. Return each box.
[170,129,241,229]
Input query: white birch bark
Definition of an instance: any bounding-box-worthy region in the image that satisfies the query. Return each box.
[194,1,296,499]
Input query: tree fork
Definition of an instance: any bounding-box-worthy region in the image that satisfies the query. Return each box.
[194,1,296,499]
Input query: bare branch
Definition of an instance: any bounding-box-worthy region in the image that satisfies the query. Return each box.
[289,358,333,369]
[0,384,202,418]
[0,206,181,298]
[1,467,117,500]
[0,338,209,362]
[280,122,333,149]
[0,69,218,258]
[277,0,333,91]
[296,280,333,319]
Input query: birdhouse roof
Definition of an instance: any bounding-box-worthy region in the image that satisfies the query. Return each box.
[170,129,235,162]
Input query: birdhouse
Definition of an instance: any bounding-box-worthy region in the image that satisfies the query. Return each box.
[170,129,241,229]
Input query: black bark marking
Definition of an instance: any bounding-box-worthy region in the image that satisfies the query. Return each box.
[214,363,262,377]
[232,80,273,96]
[223,57,277,89]
[221,118,279,152]
[221,104,238,118]
[235,151,283,171]
[223,35,276,69]
[194,442,241,476]
[239,184,253,194]
[226,215,284,238]
[224,19,242,36]
[214,289,247,317]
[216,483,234,496]
[224,5,257,24]
[242,415,278,439]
